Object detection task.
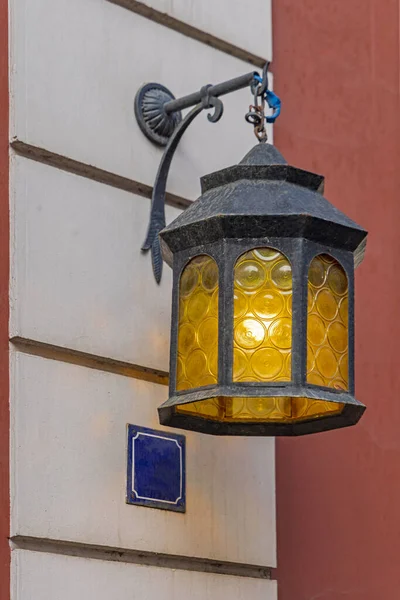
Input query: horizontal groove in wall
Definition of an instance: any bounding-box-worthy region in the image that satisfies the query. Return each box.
[107,0,267,68]
[11,336,169,386]
[10,140,192,211]
[10,535,273,580]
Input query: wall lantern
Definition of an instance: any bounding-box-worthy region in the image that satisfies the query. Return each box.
[135,64,368,436]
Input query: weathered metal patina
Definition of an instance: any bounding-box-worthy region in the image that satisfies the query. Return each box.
[157,142,368,436]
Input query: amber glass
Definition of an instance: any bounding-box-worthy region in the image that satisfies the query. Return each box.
[176,255,219,391]
[233,247,292,382]
[176,395,344,422]
[176,249,344,424]
[307,254,348,390]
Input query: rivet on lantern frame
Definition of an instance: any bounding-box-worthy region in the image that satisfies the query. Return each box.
[134,64,367,436]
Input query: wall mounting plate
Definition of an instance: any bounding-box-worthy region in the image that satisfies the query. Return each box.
[134,83,182,147]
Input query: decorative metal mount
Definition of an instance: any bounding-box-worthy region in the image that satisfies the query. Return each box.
[135,63,271,283]
[134,83,183,147]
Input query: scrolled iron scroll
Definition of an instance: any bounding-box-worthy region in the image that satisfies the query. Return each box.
[138,65,276,282]
[142,104,204,283]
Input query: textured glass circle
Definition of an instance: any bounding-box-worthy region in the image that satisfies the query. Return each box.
[283,352,292,378]
[307,345,315,371]
[250,347,283,379]
[286,294,292,315]
[234,290,248,319]
[180,265,199,297]
[252,290,284,319]
[339,297,348,326]
[187,291,210,323]
[316,347,338,379]
[307,314,326,346]
[271,260,292,290]
[177,255,219,391]
[320,254,336,265]
[186,349,207,381]
[197,254,211,267]
[277,397,292,417]
[194,399,219,417]
[209,289,219,317]
[230,397,245,417]
[177,380,192,391]
[269,318,292,349]
[309,258,325,287]
[304,400,330,417]
[177,357,185,381]
[328,265,348,296]
[279,350,292,381]
[202,260,219,291]
[253,248,281,262]
[246,398,275,417]
[306,255,349,391]
[332,379,347,390]
[235,260,265,290]
[233,348,248,378]
[327,322,347,353]
[198,375,217,387]
[179,300,186,321]
[207,399,222,417]
[293,397,310,418]
[192,255,209,267]
[233,248,292,386]
[198,317,218,351]
[209,347,218,377]
[308,289,315,311]
[308,372,325,386]
[234,318,265,349]
[339,354,348,381]
[178,323,196,355]
[316,289,338,321]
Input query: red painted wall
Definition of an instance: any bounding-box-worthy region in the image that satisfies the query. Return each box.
[0,0,9,597]
[273,1,400,599]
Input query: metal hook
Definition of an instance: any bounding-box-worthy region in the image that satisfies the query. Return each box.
[250,61,270,97]
[200,85,224,123]
[207,97,224,123]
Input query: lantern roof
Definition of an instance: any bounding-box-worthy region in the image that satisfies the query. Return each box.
[160,143,367,266]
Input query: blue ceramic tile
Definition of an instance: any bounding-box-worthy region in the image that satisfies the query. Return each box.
[126,424,186,512]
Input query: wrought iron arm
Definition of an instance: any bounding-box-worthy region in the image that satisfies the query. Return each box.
[141,104,204,283]
[135,64,270,283]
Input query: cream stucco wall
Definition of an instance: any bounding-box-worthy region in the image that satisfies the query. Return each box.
[9,0,276,597]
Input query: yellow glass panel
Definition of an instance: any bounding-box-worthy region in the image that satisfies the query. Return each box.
[176,396,344,423]
[307,254,349,389]
[233,248,292,381]
[176,255,218,391]
[176,250,345,424]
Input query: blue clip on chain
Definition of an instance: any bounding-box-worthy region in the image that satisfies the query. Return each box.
[253,73,281,124]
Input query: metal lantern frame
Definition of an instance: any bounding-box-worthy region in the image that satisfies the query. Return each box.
[160,241,358,436]
[156,147,366,436]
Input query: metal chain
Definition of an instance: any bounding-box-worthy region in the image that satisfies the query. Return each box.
[245,81,268,142]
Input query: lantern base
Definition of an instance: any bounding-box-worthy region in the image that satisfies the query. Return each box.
[158,386,366,436]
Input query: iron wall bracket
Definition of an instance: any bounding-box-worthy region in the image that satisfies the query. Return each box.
[134,63,269,283]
